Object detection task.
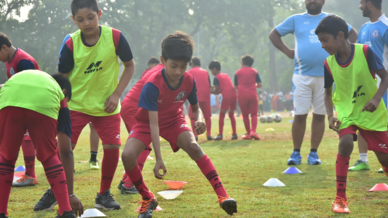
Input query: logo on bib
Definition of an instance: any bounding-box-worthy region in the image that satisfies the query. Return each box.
[84,61,103,74]
[352,85,365,104]
[175,91,186,102]
[9,67,15,76]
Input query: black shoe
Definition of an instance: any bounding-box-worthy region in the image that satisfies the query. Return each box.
[195,136,198,141]
[214,135,223,140]
[95,189,121,210]
[120,184,139,194]
[117,180,123,191]
[219,197,237,215]
[138,198,158,218]
[0,213,8,218]
[207,135,214,141]
[231,134,238,140]
[34,189,57,211]
[56,211,76,218]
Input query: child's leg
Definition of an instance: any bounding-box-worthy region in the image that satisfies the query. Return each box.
[228,110,237,135]
[21,139,36,177]
[0,154,16,215]
[336,134,354,201]
[238,98,251,133]
[219,110,226,135]
[250,98,259,133]
[123,149,151,188]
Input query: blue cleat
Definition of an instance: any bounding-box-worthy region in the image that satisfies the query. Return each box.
[287,151,302,165]
[307,152,322,165]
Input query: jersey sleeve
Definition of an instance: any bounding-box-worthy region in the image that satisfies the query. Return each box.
[275,15,294,36]
[324,61,334,88]
[59,34,71,55]
[17,59,36,72]
[58,37,74,74]
[113,29,133,62]
[187,78,198,105]
[256,73,262,83]
[138,82,159,111]
[366,46,385,72]
[57,99,72,138]
[214,77,219,86]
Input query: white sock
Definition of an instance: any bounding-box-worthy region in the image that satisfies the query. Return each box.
[359,153,368,163]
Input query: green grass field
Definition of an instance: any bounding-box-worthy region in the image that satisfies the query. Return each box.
[7,113,388,217]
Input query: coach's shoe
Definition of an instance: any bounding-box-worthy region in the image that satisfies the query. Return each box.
[348,160,370,171]
[242,133,251,140]
[287,151,302,165]
[56,211,76,218]
[214,135,223,140]
[34,189,57,211]
[0,213,8,218]
[231,134,238,140]
[218,195,237,215]
[12,173,38,187]
[95,189,121,210]
[89,160,100,170]
[378,167,384,173]
[138,196,158,218]
[250,131,261,140]
[307,152,322,165]
[207,135,214,141]
[332,196,350,214]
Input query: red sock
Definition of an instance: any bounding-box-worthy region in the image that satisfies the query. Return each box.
[242,115,251,133]
[125,166,153,199]
[205,118,212,137]
[219,113,225,135]
[0,155,16,215]
[336,154,350,201]
[42,155,71,215]
[123,149,151,188]
[100,149,119,195]
[229,112,237,134]
[22,140,36,178]
[251,114,258,133]
[190,119,197,136]
[196,155,227,198]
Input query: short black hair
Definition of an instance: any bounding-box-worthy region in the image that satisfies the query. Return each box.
[148,57,160,65]
[208,61,221,71]
[161,31,194,63]
[52,74,72,101]
[366,0,382,9]
[242,55,254,67]
[0,32,12,48]
[191,57,201,67]
[315,15,348,39]
[71,0,99,16]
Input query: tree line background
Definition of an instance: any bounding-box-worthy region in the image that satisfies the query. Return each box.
[1,0,387,94]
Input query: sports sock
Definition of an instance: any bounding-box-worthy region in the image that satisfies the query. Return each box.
[196,155,227,198]
[242,114,251,133]
[205,118,212,137]
[310,149,317,153]
[336,154,350,201]
[190,119,197,136]
[228,111,237,135]
[251,114,258,133]
[90,151,98,162]
[0,155,16,215]
[294,149,300,152]
[42,155,71,215]
[125,166,153,199]
[22,140,36,178]
[219,112,226,135]
[123,149,151,189]
[100,149,119,195]
[359,153,368,163]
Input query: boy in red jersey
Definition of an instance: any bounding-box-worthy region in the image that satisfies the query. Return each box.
[0,32,40,187]
[234,55,262,140]
[188,57,213,141]
[209,61,238,140]
[141,57,160,78]
[121,31,237,218]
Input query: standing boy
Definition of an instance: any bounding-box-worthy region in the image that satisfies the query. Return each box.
[209,61,238,140]
[316,15,388,214]
[234,55,262,140]
[122,31,237,218]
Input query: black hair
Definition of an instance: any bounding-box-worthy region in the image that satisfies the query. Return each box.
[161,31,194,63]
[241,55,254,67]
[315,15,348,39]
[208,61,221,71]
[71,0,99,16]
[52,73,72,101]
[366,0,382,9]
[191,57,201,67]
[0,32,12,48]
[148,57,160,65]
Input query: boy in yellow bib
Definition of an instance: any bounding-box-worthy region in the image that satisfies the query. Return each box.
[317,15,388,214]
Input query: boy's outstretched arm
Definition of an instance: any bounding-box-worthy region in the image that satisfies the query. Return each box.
[149,110,167,179]
[363,68,388,112]
[325,87,340,132]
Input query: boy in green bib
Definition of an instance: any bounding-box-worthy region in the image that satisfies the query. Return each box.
[316,15,388,214]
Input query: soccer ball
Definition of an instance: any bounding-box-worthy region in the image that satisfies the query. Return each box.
[260,116,267,123]
[267,115,274,123]
[274,114,282,123]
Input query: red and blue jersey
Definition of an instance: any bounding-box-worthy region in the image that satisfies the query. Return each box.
[214,73,236,97]
[140,69,150,79]
[188,67,211,102]
[136,69,198,125]
[6,48,40,78]
[234,66,261,97]
[57,99,72,138]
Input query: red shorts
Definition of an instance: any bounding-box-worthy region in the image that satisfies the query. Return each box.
[70,111,121,145]
[0,107,57,162]
[121,99,138,134]
[238,95,258,115]
[339,125,388,154]
[129,118,192,152]
[220,95,237,111]
[189,100,212,119]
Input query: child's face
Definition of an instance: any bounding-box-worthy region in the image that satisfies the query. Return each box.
[0,45,8,63]
[209,68,218,76]
[318,33,338,55]
[161,57,188,83]
[72,8,101,36]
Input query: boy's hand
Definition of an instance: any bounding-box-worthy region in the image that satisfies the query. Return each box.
[104,93,120,113]
[153,160,167,179]
[362,98,379,112]
[194,122,206,135]
[69,195,84,217]
[328,116,341,132]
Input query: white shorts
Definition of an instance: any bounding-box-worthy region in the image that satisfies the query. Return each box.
[292,74,326,116]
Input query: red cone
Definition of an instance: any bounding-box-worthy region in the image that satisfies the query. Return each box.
[369,183,388,192]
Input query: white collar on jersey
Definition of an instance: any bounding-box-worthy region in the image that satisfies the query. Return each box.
[306,11,324,17]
